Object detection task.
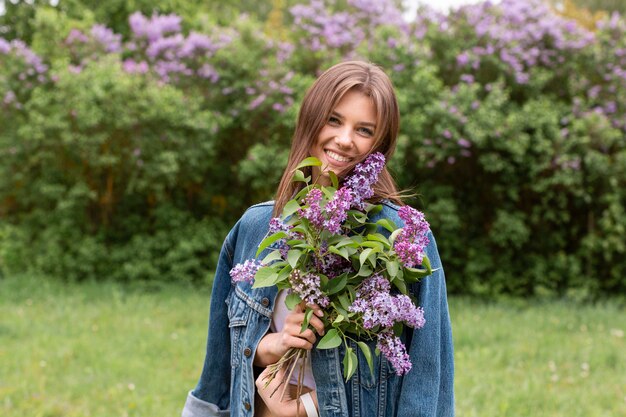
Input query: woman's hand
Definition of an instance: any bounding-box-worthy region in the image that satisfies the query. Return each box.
[255,367,318,417]
[254,302,325,367]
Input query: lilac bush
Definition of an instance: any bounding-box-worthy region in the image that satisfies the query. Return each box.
[1,0,625,295]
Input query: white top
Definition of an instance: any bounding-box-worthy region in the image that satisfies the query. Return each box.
[270,290,317,390]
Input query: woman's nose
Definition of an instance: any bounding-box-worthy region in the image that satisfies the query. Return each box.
[334,130,353,148]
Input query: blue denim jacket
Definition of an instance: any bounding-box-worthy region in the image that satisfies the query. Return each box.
[182,201,454,417]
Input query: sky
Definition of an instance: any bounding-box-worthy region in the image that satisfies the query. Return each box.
[1,0,498,19]
[408,0,491,14]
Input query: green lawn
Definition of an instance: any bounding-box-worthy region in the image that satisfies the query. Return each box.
[1,275,624,417]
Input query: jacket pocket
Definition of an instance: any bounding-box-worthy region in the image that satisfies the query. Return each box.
[227,287,251,368]
[353,339,393,389]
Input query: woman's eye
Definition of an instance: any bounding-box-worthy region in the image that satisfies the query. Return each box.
[358,127,374,137]
[328,116,341,125]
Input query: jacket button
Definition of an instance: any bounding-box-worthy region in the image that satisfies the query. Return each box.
[244,401,251,411]
[243,347,252,357]
[261,297,270,307]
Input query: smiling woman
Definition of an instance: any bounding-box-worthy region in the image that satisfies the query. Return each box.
[182,61,454,417]
[273,61,401,217]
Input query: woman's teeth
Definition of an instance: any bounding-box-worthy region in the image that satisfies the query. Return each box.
[326,150,351,162]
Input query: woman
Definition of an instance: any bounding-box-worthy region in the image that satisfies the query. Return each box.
[182,61,455,417]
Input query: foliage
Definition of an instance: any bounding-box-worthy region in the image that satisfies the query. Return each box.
[0,0,625,296]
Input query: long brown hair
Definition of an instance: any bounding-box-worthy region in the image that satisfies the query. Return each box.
[274,61,403,216]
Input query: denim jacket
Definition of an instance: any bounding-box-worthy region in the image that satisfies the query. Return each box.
[182,201,454,417]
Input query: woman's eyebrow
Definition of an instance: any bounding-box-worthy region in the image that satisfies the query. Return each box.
[331,111,376,128]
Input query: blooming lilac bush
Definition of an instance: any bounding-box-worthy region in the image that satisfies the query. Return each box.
[1,0,625,295]
[230,154,433,379]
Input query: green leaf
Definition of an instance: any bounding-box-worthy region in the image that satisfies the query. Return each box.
[366,233,391,245]
[252,267,279,288]
[325,274,347,295]
[285,292,302,310]
[331,301,349,317]
[366,204,383,215]
[301,308,314,333]
[317,329,342,349]
[338,293,352,311]
[262,250,283,265]
[357,263,373,277]
[333,314,345,324]
[386,260,400,278]
[357,341,374,376]
[329,245,350,260]
[376,218,397,232]
[359,248,373,267]
[343,347,358,380]
[361,241,384,251]
[422,255,433,275]
[329,171,339,188]
[296,156,322,169]
[392,278,407,294]
[282,199,302,219]
[292,169,310,183]
[256,232,287,257]
[287,249,302,269]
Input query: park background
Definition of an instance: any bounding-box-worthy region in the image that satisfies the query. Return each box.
[0,0,625,415]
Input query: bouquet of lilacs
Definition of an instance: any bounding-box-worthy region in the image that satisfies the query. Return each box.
[229,152,433,395]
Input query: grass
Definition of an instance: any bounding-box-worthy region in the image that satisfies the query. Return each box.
[1,275,624,417]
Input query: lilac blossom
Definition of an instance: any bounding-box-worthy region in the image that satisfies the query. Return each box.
[299,188,324,229]
[323,187,353,234]
[394,206,430,268]
[289,270,330,307]
[314,241,353,279]
[230,259,263,284]
[350,274,425,330]
[197,64,219,82]
[344,152,386,210]
[129,12,182,41]
[268,217,294,259]
[377,329,412,375]
[65,29,89,44]
[122,59,149,74]
[91,24,122,53]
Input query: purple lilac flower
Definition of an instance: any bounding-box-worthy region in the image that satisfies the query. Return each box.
[377,329,412,375]
[289,270,330,307]
[268,217,293,259]
[394,206,430,268]
[314,241,353,279]
[146,34,185,59]
[179,32,216,58]
[130,12,181,42]
[299,188,324,229]
[65,29,89,44]
[197,64,220,82]
[230,259,263,284]
[344,152,385,210]
[122,59,149,74]
[3,91,16,105]
[323,187,353,234]
[350,274,425,330]
[90,24,122,53]
[249,94,267,110]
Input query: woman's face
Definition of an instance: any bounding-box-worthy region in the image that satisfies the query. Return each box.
[310,89,377,185]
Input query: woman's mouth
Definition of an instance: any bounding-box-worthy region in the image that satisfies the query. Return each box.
[325,150,352,163]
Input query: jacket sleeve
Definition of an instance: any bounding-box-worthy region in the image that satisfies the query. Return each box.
[182,222,241,417]
[396,231,455,417]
